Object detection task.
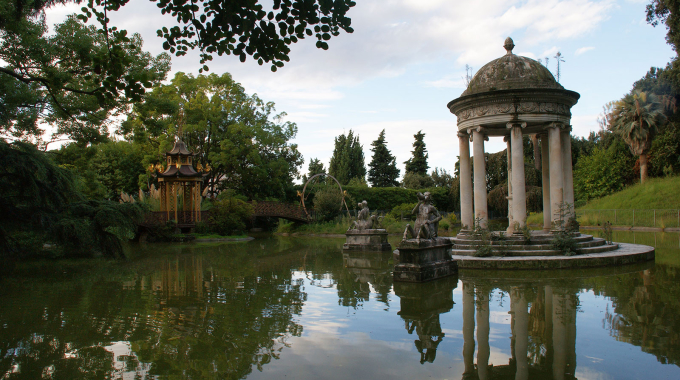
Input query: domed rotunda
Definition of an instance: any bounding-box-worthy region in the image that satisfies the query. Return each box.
[448,37,580,234]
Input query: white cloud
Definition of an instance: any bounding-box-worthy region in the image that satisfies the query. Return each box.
[423,74,468,89]
[541,46,561,59]
[282,112,329,124]
[576,46,595,55]
[576,46,596,55]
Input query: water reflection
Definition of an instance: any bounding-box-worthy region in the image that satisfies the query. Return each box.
[1,234,680,379]
[461,278,579,380]
[394,277,457,364]
[340,251,393,309]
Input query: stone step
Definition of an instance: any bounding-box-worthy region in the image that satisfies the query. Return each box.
[450,242,619,257]
[577,244,619,254]
[451,234,593,245]
[450,249,564,257]
[452,237,608,251]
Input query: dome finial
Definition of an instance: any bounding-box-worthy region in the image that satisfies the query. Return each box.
[504,37,515,55]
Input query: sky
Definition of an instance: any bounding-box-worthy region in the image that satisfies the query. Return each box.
[46,0,676,182]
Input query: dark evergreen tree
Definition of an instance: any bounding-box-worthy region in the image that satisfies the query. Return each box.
[328,130,366,185]
[404,130,429,175]
[302,158,326,182]
[367,129,400,187]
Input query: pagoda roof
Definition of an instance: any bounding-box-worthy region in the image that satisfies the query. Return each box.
[166,140,195,156]
[157,164,203,179]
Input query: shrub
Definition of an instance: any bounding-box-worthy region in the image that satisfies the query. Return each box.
[313,186,344,221]
[573,141,635,201]
[390,203,417,220]
[275,218,295,233]
[402,172,435,189]
[341,186,455,211]
[208,193,253,235]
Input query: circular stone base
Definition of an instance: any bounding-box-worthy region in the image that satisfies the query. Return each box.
[452,243,654,270]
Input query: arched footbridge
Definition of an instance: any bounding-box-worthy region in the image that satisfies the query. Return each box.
[250,201,312,223]
[142,201,314,226]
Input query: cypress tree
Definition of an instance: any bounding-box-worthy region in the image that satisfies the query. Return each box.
[404,130,429,175]
[368,129,400,187]
[329,130,366,185]
[303,157,325,182]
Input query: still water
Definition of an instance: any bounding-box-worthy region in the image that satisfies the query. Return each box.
[1,231,680,380]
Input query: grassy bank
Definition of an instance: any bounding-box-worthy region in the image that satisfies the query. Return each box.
[527,176,680,227]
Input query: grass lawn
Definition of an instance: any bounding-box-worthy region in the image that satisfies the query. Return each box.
[527,176,680,227]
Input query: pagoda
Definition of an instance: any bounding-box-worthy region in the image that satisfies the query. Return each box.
[156,139,204,228]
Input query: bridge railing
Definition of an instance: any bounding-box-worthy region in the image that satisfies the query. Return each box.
[142,211,210,226]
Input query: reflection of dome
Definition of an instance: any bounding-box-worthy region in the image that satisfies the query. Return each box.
[463,38,562,96]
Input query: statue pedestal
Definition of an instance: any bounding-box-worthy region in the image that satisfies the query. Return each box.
[393,237,456,282]
[343,229,392,252]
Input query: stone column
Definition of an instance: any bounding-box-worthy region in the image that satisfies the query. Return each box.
[476,288,490,380]
[548,123,564,229]
[561,126,575,218]
[462,282,475,376]
[512,288,529,380]
[505,136,514,234]
[472,127,489,229]
[541,135,551,232]
[458,131,474,232]
[508,122,527,230]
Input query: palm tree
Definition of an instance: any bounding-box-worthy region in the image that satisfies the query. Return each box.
[609,91,666,183]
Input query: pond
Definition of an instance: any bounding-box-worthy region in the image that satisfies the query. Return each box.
[1,231,680,380]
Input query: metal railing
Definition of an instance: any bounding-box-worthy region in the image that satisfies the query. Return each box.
[577,209,680,228]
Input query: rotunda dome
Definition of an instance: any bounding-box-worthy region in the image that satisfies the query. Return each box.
[462,37,562,96]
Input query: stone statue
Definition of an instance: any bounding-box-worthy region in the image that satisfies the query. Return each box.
[402,192,442,241]
[348,200,380,231]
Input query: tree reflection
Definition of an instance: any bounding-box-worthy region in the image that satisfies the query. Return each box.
[0,237,327,379]
[588,265,680,366]
[338,251,393,309]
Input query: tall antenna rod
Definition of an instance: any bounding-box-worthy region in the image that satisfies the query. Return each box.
[554,51,565,82]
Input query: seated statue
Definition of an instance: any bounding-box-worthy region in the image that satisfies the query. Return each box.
[348,200,380,231]
[402,192,442,241]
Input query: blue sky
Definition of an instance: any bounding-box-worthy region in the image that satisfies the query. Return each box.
[47,0,676,181]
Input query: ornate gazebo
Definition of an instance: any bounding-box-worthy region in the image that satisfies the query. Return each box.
[156,139,204,227]
[448,37,580,234]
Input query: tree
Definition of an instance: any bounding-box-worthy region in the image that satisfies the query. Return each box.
[13,0,355,72]
[54,140,147,199]
[647,0,680,51]
[609,91,667,182]
[367,129,400,187]
[573,141,636,201]
[0,140,144,260]
[302,157,325,182]
[2,1,353,145]
[123,72,303,200]
[430,168,454,188]
[404,130,429,175]
[0,12,170,147]
[401,172,434,189]
[328,130,365,185]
